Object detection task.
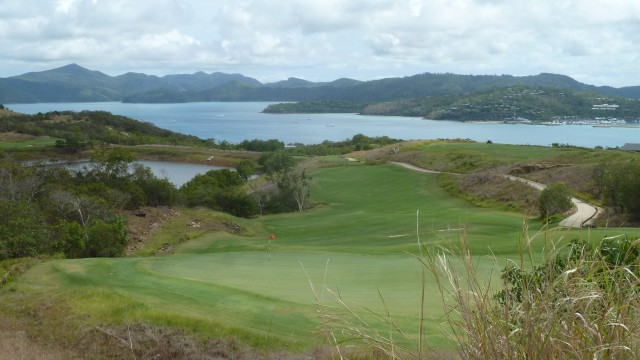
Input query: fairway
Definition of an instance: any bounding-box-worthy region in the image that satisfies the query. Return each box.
[0,136,57,149]
[8,163,640,352]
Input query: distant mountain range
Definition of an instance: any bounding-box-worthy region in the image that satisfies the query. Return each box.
[1,63,640,104]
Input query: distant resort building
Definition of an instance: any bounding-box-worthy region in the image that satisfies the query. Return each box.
[592,104,619,111]
[620,143,640,151]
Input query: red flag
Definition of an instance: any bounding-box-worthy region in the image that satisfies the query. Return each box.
[269,234,275,241]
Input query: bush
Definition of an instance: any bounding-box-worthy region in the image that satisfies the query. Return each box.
[51,220,86,258]
[539,181,572,218]
[0,201,48,260]
[215,188,258,218]
[179,169,244,208]
[86,217,128,257]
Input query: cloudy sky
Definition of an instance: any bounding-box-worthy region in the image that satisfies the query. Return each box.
[1,0,640,87]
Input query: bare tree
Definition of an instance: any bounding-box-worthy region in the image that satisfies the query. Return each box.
[247,182,269,216]
[278,170,312,212]
[50,190,107,244]
[0,165,44,203]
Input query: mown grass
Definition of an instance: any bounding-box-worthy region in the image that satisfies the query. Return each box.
[4,161,640,357]
[0,136,58,150]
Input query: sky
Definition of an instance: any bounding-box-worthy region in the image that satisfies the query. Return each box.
[1,0,640,87]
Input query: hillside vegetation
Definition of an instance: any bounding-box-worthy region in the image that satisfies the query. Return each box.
[0,110,206,150]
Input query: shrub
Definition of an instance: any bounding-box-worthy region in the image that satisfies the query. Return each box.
[86,217,128,257]
[539,181,572,218]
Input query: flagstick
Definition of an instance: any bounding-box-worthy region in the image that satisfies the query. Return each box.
[267,234,275,262]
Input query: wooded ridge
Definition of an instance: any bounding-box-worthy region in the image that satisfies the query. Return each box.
[2,63,640,104]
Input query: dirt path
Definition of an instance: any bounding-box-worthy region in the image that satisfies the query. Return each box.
[390,162,447,174]
[559,197,602,228]
[393,162,602,228]
[503,175,602,227]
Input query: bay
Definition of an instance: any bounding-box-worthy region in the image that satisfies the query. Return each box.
[7,102,639,148]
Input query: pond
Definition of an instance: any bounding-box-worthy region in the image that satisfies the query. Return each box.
[63,160,229,187]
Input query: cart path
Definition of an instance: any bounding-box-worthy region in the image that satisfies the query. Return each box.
[392,162,602,228]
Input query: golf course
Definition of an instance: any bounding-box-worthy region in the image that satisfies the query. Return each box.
[5,149,640,358]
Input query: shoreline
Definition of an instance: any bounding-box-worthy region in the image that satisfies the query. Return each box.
[464,120,504,124]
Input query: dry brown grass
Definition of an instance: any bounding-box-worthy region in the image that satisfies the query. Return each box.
[0,109,18,118]
[439,172,539,214]
[518,164,597,198]
[350,141,425,166]
[0,332,69,360]
[0,308,313,360]
[127,145,260,167]
[0,317,76,360]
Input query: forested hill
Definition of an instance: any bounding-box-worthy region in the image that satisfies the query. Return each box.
[122,72,640,103]
[0,64,260,103]
[0,109,206,148]
[2,64,640,104]
[265,85,640,122]
[358,86,640,122]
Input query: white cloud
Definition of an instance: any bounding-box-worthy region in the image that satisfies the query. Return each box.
[366,33,401,55]
[55,0,81,14]
[1,0,640,86]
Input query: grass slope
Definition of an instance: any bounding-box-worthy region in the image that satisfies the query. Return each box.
[5,162,640,354]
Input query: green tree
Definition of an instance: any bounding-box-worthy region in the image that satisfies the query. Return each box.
[258,151,295,178]
[236,160,256,181]
[179,169,244,210]
[600,161,640,216]
[130,163,177,207]
[0,201,47,260]
[215,188,258,218]
[90,146,134,179]
[237,139,284,152]
[539,182,572,218]
[55,136,86,153]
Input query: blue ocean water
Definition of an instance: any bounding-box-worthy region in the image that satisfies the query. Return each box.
[7,102,638,148]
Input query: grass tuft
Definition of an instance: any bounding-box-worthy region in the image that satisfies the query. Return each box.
[424,226,640,360]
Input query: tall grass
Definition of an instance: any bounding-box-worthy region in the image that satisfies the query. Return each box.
[424,225,640,359]
[313,222,640,359]
[304,259,426,360]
